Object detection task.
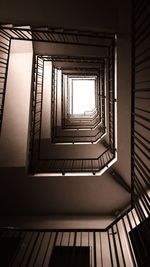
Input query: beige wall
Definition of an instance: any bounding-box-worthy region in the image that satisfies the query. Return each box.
[0,40,33,166]
[41,61,52,139]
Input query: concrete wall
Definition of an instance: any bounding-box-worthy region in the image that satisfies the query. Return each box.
[0,40,33,166]
[113,0,132,186]
[41,61,52,139]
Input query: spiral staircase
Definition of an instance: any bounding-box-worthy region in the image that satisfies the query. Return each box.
[0,0,149,266]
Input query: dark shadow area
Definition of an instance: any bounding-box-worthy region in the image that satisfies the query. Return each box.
[49,246,90,267]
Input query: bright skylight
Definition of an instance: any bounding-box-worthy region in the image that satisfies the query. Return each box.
[71,79,96,115]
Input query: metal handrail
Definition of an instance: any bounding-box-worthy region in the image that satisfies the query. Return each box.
[0,25,116,174]
[28,35,116,173]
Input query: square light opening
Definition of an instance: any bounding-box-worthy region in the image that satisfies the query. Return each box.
[70,78,96,115]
